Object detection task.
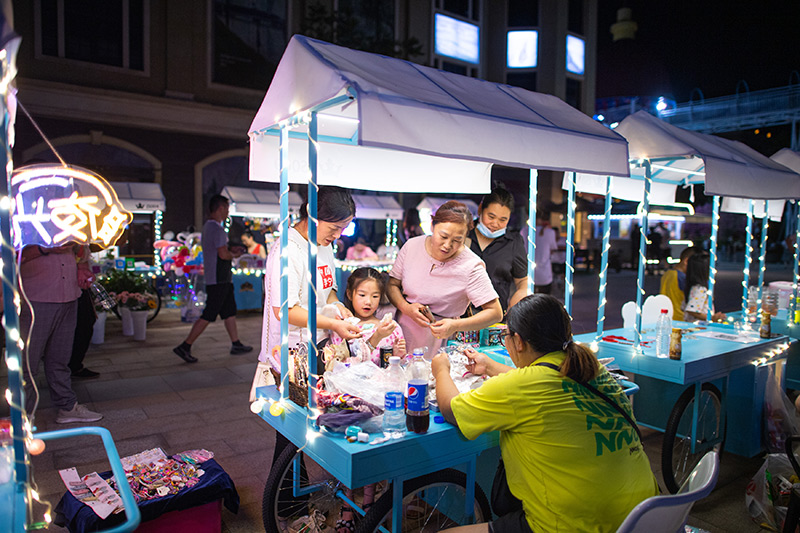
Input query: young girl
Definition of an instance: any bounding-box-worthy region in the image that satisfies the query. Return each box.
[343,267,406,364]
[336,268,405,533]
[682,251,726,322]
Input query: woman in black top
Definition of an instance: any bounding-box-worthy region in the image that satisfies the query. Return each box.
[467,186,528,313]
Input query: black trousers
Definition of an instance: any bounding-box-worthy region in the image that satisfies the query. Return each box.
[69,290,96,373]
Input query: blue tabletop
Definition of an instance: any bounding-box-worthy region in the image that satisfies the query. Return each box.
[574,321,791,385]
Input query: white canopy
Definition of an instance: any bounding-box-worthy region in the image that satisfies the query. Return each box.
[222,186,302,218]
[109,181,165,213]
[772,148,800,174]
[248,35,630,194]
[720,197,785,221]
[569,111,800,202]
[417,197,480,218]
[352,194,403,220]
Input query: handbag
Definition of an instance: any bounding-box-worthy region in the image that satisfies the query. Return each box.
[490,362,642,516]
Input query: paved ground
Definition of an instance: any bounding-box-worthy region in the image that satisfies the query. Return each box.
[2,260,794,532]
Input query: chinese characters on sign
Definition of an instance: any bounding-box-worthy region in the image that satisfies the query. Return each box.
[10,164,133,249]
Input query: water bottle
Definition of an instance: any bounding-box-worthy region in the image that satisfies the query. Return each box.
[406,352,430,434]
[383,356,406,439]
[655,309,671,358]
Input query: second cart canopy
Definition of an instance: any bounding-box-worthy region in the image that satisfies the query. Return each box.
[222,185,302,218]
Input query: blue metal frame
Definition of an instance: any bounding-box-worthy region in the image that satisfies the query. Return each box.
[741,201,755,315]
[634,161,652,349]
[707,196,720,323]
[527,170,537,296]
[595,176,612,339]
[565,172,576,314]
[793,206,800,322]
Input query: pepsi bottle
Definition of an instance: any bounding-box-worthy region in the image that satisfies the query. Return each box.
[406,353,430,433]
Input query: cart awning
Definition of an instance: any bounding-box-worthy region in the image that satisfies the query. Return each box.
[109,181,165,213]
[569,111,800,202]
[352,194,403,220]
[417,197,479,218]
[248,35,630,194]
[222,186,302,218]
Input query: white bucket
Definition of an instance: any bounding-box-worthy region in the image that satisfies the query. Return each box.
[769,281,793,309]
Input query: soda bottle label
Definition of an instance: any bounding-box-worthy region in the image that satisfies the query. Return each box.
[385,391,403,411]
[407,380,428,412]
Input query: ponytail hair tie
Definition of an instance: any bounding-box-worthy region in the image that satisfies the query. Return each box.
[562,339,572,351]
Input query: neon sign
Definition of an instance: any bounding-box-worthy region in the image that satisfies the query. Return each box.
[10,164,133,250]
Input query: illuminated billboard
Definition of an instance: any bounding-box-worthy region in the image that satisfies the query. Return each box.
[566,34,585,75]
[507,30,538,68]
[434,13,480,65]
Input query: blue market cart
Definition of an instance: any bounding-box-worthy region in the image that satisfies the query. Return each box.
[246,35,632,531]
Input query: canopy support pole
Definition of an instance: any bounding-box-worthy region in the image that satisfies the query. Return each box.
[565,171,576,315]
[279,125,290,400]
[792,204,800,323]
[634,161,652,350]
[741,201,755,316]
[707,196,720,323]
[527,169,537,296]
[595,175,612,340]
[757,202,770,310]
[307,112,319,408]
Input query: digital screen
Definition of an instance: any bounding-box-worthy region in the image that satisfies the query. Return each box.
[507,30,538,68]
[435,13,480,65]
[566,34,585,75]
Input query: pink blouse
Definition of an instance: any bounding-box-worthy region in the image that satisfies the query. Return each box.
[390,235,498,354]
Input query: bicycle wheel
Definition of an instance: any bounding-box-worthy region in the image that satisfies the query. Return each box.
[355,469,491,533]
[262,443,344,533]
[661,383,724,494]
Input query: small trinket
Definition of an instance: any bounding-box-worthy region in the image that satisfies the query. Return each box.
[669,328,682,360]
[357,432,369,443]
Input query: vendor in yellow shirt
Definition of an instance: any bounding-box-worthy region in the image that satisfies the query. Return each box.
[432,294,658,533]
[660,246,696,321]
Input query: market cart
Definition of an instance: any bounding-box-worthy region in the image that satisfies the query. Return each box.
[247,35,631,532]
[566,110,800,492]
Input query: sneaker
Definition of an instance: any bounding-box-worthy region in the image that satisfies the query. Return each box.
[230,343,254,355]
[71,367,100,379]
[173,344,198,363]
[56,403,103,424]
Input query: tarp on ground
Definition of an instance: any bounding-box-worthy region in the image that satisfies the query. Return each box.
[248,35,631,194]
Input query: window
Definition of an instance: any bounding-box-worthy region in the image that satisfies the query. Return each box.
[568,0,583,34]
[333,0,396,55]
[507,30,537,68]
[39,0,146,70]
[506,72,537,91]
[434,13,480,65]
[566,34,585,75]
[508,0,538,27]
[566,77,582,109]
[212,0,288,89]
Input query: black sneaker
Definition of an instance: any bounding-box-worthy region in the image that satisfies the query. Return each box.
[173,344,198,363]
[71,367,100,379]
[230,343,253,355]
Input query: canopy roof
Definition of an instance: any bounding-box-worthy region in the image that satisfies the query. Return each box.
[248,35,630,194]
[109,181,165,213]
[570,111,800,202]
[353,194,403,220]
[222,186,302,218]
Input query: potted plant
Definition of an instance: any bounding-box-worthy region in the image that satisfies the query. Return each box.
[114,290,157,341]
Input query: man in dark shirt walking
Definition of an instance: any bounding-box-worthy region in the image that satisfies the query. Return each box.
[173,194,252,363]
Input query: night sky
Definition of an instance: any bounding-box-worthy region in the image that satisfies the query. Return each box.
[597,1,800,101]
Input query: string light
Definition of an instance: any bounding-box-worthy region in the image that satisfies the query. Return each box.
[153,210,163,274]
[595,176,612,341]
[741,201,755,315]
[707,196,720,322]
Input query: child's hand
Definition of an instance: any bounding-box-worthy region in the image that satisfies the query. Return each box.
[331,319,361,341]
[394,338,406,358]
[372,320,397,346]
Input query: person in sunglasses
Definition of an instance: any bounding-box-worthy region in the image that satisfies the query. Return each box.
[432,294,658,533]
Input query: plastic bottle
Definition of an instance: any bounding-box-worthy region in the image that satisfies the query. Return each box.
[655,309,671,358]
[382,356,406,439]
[406,352,430,433]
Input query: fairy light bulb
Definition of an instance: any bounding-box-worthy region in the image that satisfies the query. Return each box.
[28,438,46,455]
[250,399,266,414]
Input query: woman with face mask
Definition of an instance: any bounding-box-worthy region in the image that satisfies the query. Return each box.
[387,200,502,354]
[467,186,528,313]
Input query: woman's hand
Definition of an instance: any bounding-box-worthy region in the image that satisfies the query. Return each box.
[394,338,406,358]
[431,351,451,377]
[406,302,434,328]
[334,302,353,319]
[371,320,397,346]
[331,319,361,341]
[429,318,458,340]
[463,348,492,376]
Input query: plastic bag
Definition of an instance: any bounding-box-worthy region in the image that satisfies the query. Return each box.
[745,453,796,530]
[764,364,800,453]
[324,360,397,407]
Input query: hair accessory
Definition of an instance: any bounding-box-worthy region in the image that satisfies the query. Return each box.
[562,339,572,350]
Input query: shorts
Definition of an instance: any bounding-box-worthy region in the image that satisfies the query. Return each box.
[201,283,237,322]
[488,509,533,533]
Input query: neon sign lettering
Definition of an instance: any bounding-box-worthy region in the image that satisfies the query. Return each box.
[10,164,133,249]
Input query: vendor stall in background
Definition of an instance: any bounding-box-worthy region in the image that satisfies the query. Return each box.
[107,181,167,274]
[222,185,302,310]
[335,193,403,297]
[417,196,479,235]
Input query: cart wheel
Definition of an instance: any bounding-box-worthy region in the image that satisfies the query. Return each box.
[661,383,724,494]
[355,469,491,533]
[262,443,344,533]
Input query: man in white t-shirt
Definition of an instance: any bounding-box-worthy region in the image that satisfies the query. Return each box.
[532,215,559,294]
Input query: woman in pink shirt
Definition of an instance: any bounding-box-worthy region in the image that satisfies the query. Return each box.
[387,201,502,354]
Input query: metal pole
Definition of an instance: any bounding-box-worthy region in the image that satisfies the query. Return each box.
[757,201,769,306]
[707,196,720,323]
[634,161,652,349]
[741,201,755,315]
[279,125,289,400]
[565,172,576,315]
[527,169,537,296]
[307,112,319,408]
[596,175,612,339]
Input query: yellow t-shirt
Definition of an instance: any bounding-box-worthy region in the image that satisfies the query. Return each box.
[660,269,684,321]
[450,352,658,532]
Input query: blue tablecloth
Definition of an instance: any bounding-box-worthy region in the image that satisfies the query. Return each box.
[54,459,239,533]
